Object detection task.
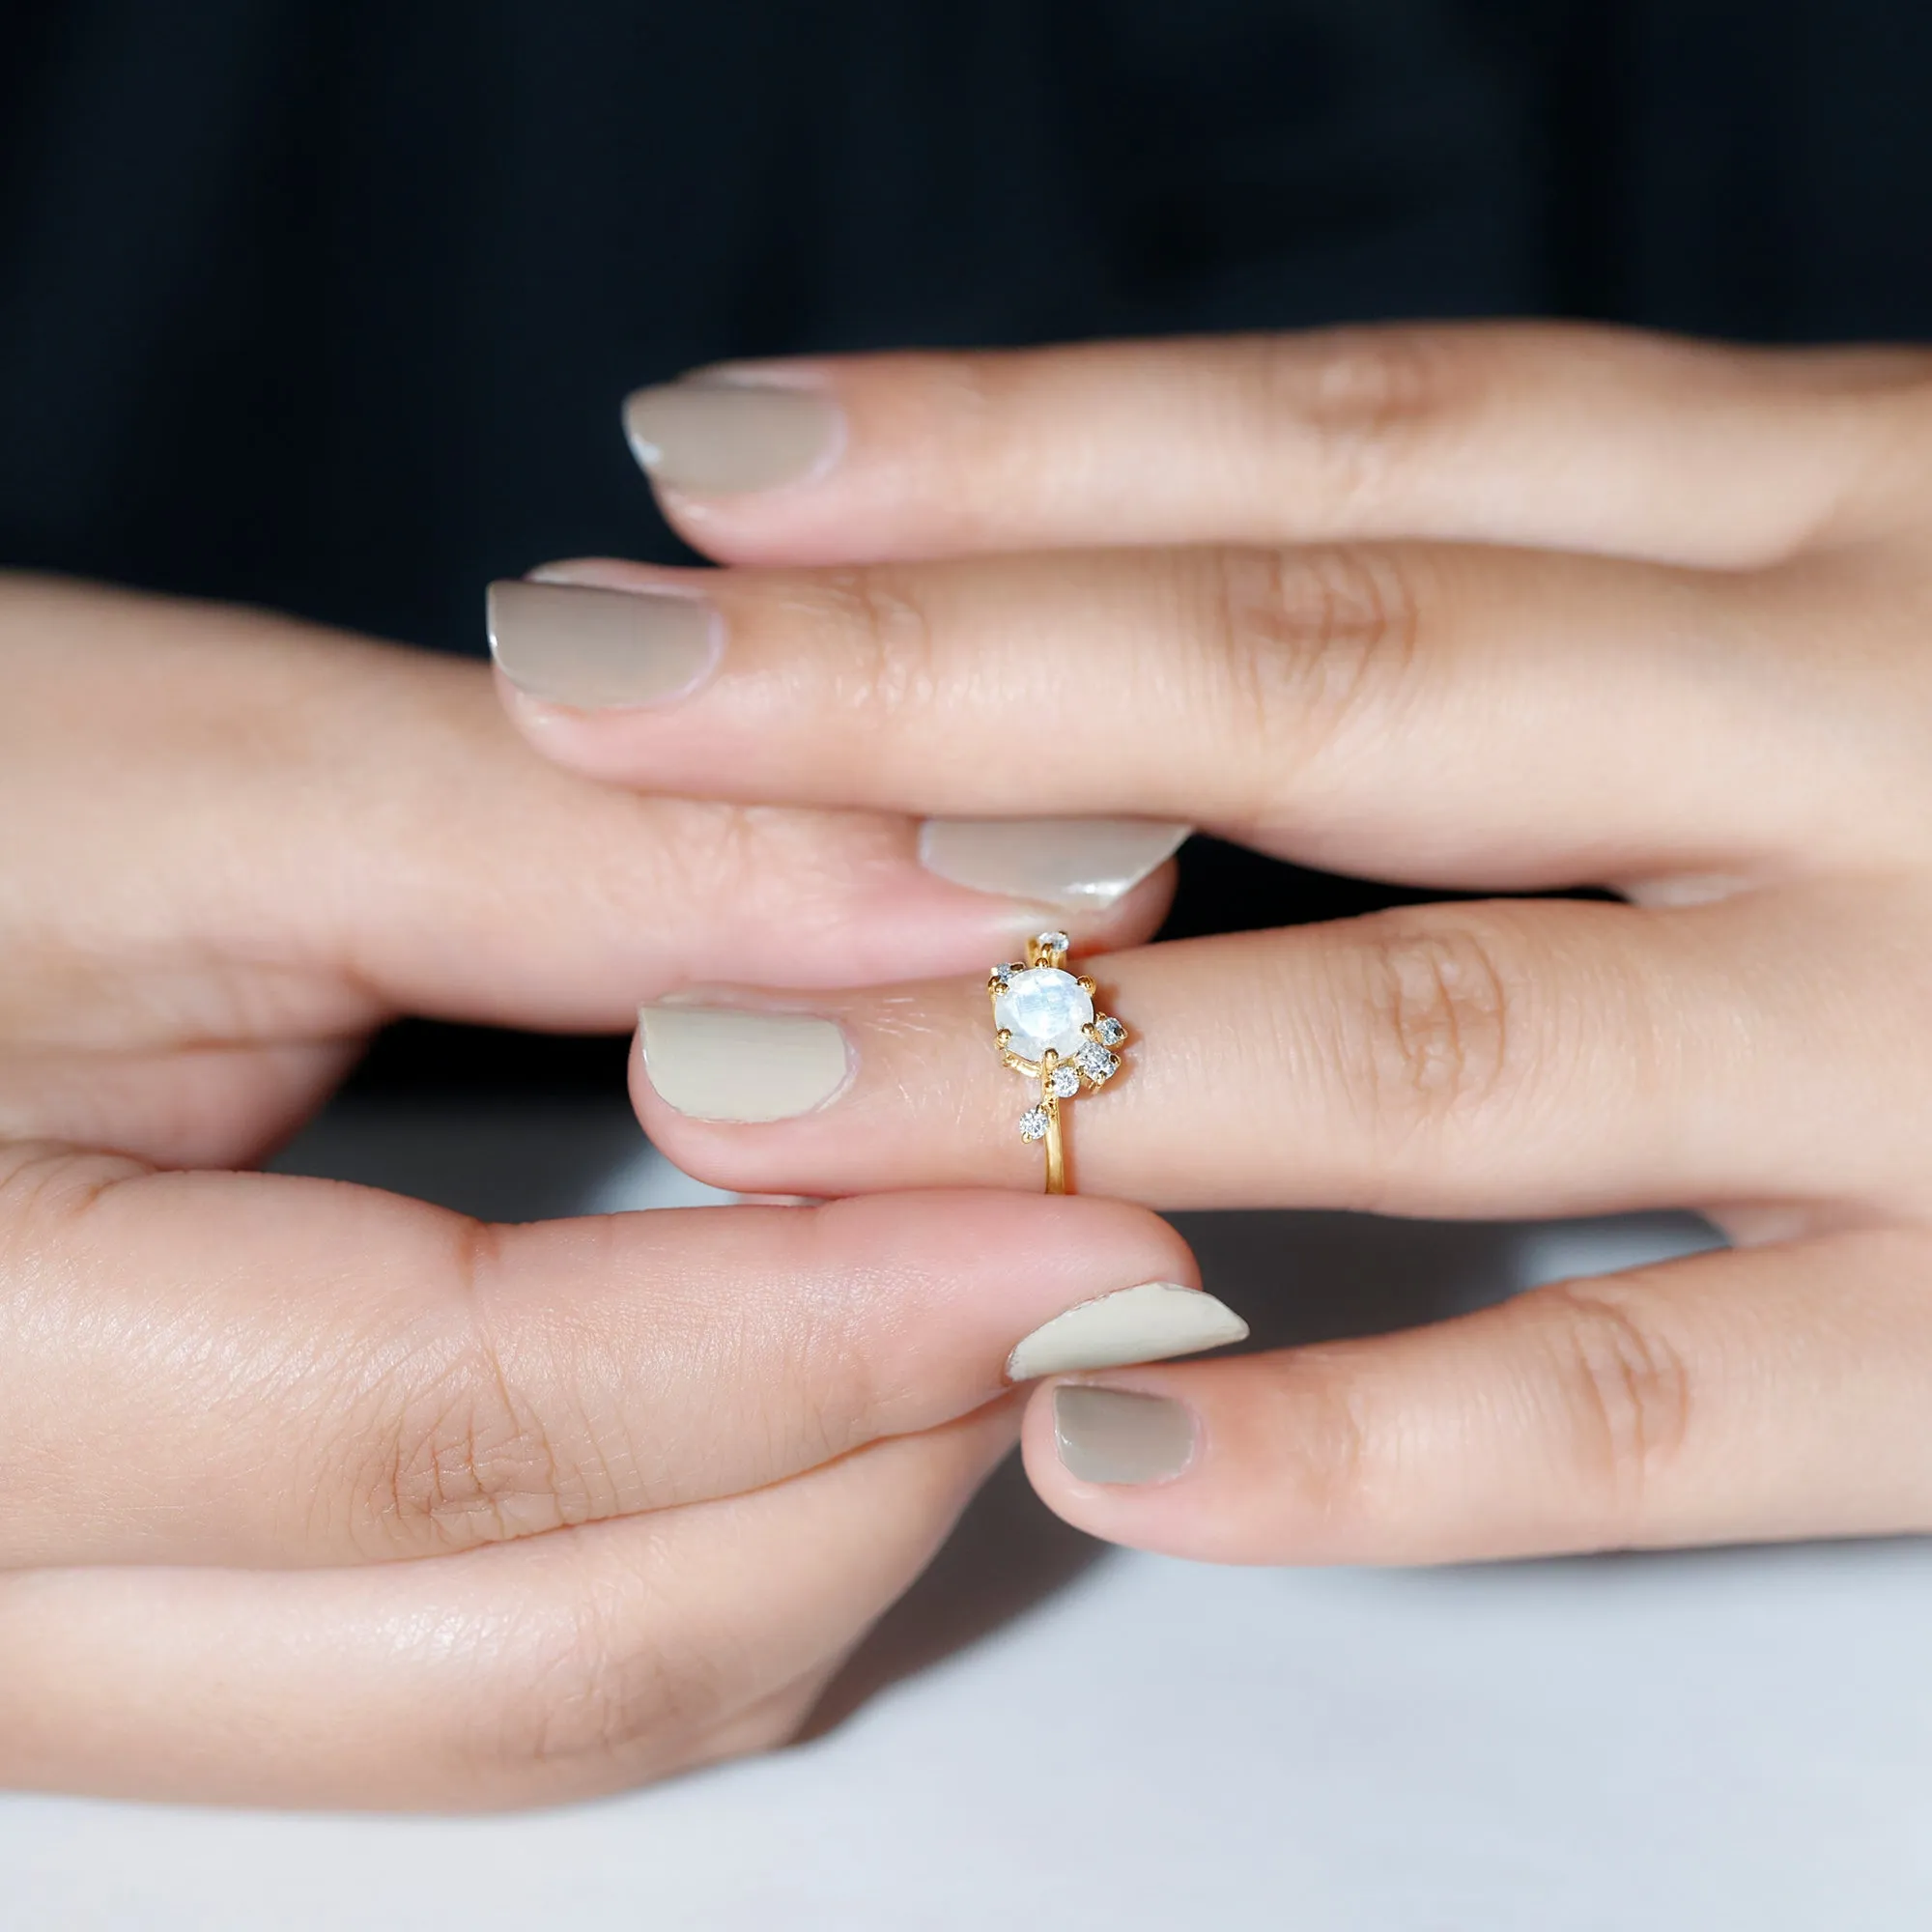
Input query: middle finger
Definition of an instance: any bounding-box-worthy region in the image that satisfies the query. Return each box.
[493,543,1926,892]
[0,1153,1192,1570]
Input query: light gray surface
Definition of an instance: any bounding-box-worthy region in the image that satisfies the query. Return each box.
[6,1100,1928,1928]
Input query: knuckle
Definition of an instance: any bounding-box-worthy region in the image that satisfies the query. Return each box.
[337,1226,609,1558]
[1252,325,1466,509]
[1347,913,1526,1140]
[356,1369,568,1556]
[506,1606,730,1778]
[658,798,787,909]
[1270,1353,1377,1526]
[1201,543,1425,810]
[1530,1277,1693,1531]
[911,353,1013,539]
[476,1565,790,1791]
[818,564,941,725]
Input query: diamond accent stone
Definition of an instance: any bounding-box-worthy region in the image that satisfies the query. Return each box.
[1036,930,1070,953]
[1018,1106,1050,1142]
[1094,1015,1126,1046]
[1075,1041,1121,1084]
[1047,1064,1080,1098]
[989,964,1013,989]
[993,966,1095,1061]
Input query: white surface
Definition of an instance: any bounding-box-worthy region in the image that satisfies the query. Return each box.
[6,1100,1929,1928]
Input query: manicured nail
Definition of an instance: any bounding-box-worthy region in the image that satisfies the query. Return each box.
[918,818,1190,913]
[1007,1282,1246,1381]
[623,381,844,495]
[1054,1386,1198,1485]
[487,581,719,708]
[638,1006,851,1122]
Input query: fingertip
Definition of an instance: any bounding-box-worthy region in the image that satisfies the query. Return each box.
[1017,1361,1280,1565]
[618,373,849,565]
[1019,1375,1203,1542]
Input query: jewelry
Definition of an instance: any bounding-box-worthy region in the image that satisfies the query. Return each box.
[988,930,1128,1195]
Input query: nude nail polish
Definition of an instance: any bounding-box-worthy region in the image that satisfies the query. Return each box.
[919,818,1192,913]
[638,1006,851,1122]
[487,581,719,708]
[1006,1282,1247,1381]
[1054,1386,1198,1485]
[623,381,844,495]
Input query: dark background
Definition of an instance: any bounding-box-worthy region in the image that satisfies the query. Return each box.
[5,0,1929,1091]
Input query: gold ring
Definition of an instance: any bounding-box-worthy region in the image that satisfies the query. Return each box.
[988,930,1127,1195]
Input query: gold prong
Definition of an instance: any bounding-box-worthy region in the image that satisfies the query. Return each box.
[991,943,1117,1197]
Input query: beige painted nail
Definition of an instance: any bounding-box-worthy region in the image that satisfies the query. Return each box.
[638,1006,851,1122]
[1006,1281,1247,1381]
[487,581,719,708]
[918,818,1191,912]
[1054,1385,1198,1485]
[623,381,844,495]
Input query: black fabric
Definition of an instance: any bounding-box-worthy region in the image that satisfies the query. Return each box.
[7,1,1930,656]
[1,2,1927,1082]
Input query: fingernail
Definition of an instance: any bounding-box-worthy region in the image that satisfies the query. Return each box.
[487,581,719,708]
[1007,1282,1246,1381]
[623,380,844,495]
[918,818,1191,912]
[638,1006,851,1122]
[1054,1386,1198,1486]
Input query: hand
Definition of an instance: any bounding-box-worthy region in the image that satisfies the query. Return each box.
[0,573,1193,1806]
[492,325,1932,1564]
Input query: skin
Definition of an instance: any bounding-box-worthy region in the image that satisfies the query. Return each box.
[497,324,1932,1565]
[0,573,1188,1807]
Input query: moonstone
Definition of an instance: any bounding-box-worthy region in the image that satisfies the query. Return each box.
[994,966,1094,1061]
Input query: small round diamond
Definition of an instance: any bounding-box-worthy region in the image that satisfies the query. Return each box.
[1047,1065,1080,1098]
[1036,930,1070,954]
[989,964,1013,989]
[1075,1042,1120,1084]
[1018,1106,1051,1142]
[994,966,1095,1060]
[1094,1016,1126,1046]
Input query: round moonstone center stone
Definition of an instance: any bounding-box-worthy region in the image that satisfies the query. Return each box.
[994,966,1094,1061]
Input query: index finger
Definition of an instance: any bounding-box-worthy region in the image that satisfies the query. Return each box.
[0,1141,1218,1569]
[622,327,1932,570]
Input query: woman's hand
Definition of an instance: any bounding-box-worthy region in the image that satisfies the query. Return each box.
[0,574,1199,1806]
[491,325,1932,1564]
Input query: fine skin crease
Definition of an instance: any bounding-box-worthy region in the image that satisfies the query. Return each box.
[497,323,1932,1567]
[0,576,1189,1808]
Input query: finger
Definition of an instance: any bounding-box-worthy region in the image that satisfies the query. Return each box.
[1015,1229,1932,1564]
[631,886,1929,1222]
[0,1139,1200,1568]
[494,542,1913,894]
[1,575,1171,1164]
[0,1407,1011,1809]
[618,327,1932,569]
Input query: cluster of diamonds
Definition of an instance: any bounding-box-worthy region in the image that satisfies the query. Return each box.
[990,931,1129,1141]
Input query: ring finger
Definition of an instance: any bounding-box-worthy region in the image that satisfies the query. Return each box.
[632,882,1928,1223]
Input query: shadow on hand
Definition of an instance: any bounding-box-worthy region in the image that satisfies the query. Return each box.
[802,1206,1584,1741]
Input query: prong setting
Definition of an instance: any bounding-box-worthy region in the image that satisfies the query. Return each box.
[987,937,1130,1194]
